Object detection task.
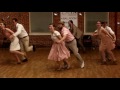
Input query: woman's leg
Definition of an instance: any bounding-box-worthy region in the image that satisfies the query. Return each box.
[10,50,26,58]
[12,53,21,64]
[63,59,70,69]
[56,61,63,71]
[99,45,106,64]
[106,49,117,65]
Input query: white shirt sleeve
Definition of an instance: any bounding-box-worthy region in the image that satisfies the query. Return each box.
[13,24,22,37]
[106,26,114,35]
[94,30,98,32]
[54,31,60,36]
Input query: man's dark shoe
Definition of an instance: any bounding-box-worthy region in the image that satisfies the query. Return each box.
[22,58,28,62]
[33,45,36,52]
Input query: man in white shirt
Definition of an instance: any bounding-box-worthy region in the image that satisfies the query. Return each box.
[102,22,116,42]
[10,18,36,62]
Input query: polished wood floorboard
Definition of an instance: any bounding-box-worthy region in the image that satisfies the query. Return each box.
[0,47,120,78]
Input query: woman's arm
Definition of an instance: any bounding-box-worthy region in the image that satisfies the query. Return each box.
[92,31,98,36]
[57,35,62,40]
[6,28,14,34]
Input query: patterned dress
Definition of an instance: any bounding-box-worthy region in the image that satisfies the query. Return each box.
[48,31,70,61]
[2,28,20,51]
[96,27,115,51]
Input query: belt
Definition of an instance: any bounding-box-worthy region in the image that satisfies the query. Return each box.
[20,36,28,39]
[66,39,74,43]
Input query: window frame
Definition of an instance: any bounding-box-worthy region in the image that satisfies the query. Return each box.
[84,12,109,35]
[29,12,53,35]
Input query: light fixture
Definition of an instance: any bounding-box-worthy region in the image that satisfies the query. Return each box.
[117,22,120,25]
[79,12,82,16]
[54,12,58,16]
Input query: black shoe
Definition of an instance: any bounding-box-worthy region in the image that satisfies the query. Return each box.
[22,58,28,62]
[17,62,22,64]
[62,64,68,69]
[101,61,107,65]
[111,61,117,65]
[33,45,36,52]
[107,58,111,62]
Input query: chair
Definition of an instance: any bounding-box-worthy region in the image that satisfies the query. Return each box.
[83,35,92,47]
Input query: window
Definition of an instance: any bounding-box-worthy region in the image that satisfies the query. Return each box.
[84,12,109,35]
[29,12,53,35]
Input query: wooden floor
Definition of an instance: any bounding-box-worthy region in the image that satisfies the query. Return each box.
[0,47,120,78]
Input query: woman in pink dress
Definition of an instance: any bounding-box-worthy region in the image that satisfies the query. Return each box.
[0,23,27,64]
[93,21,116,65]
[48,23,70,70]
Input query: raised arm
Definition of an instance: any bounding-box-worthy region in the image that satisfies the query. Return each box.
[92,30,98,36]
[6,28,14,34]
